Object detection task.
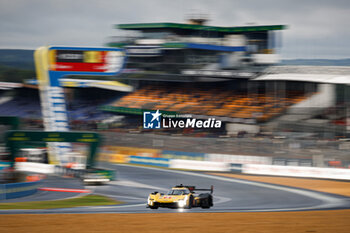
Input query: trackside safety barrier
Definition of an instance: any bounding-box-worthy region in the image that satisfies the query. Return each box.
[0,162,10,170]
[170,159,231,172]
[242,164,350,180]
[205,153,272,165]
[15,162,55,174]
[230,163,243,173]
[161,150,205,161]
[0,180,40,200]
[129,156,169,167]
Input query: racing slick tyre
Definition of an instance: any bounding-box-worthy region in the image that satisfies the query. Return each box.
[185,195,194,209]
[200,195,212,209]
[209,196,213,207]
[201,199,210,209]
[149,204,158,209]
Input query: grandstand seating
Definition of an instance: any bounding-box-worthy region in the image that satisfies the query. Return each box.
[111,85,308,122]
[0,95,41,118]
[0,88,117,122]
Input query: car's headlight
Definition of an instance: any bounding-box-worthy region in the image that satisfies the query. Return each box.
[148,197,153,205]
[177,199,186,208]
[147,197,154,205]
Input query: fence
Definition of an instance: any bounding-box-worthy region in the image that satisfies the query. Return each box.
[101,132,350,167]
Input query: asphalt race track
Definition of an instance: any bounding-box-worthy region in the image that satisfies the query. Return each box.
[1,163,350,214]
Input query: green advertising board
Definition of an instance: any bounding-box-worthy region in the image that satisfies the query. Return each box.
[5,130,101,168]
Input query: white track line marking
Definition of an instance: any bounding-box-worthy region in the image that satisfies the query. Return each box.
[213,196,231,205]
[85,203,146,209]
[97,194,146,200]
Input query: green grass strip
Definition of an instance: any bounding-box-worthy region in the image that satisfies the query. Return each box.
[0,195,123,210]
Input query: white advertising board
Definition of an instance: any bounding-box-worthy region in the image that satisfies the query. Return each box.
[170,159,230,172]
[243,164,350,180]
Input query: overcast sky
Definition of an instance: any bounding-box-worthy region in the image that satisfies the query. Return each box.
[1,0,350,59]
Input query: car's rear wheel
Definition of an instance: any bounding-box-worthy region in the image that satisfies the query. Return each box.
[209,196,213,207]
[201,200,209,209]
[201,197,212,209]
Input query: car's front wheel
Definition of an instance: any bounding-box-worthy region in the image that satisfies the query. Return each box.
[149,204,158,209]
[185,195,193,209]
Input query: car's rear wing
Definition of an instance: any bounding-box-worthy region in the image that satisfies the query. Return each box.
[194,185,214,194]
[175,184,214,194]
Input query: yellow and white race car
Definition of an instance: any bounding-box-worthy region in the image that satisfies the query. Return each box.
[147,184,213,209]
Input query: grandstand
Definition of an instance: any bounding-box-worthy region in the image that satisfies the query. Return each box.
[0,86,123,129]
[102,17,292,134]
[257,66,350,137]
[108,17,285,80]
[0,18,349,173]
[0,88,41,119]
[0,18,349,139]
[107,82,308,123]
[102,18,350,138]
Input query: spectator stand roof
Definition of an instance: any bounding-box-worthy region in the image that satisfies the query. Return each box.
[117,23,286,34]
[255,66,350,85]
[25,78,133,92]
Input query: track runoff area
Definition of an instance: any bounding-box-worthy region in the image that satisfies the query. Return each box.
[2,163,350,214]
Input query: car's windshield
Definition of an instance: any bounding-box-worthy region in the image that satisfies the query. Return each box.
[167,189,189,195]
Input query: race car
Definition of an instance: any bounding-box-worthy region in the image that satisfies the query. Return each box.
[83,173,110,185]
[147,184,213,209]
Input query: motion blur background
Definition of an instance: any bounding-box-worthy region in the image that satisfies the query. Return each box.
[1,0,350,185]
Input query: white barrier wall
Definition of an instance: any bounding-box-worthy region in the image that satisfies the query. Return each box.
[170,159,230,172]
[243,164,350,180]
[15,162,55,174]
[205,153,272,165]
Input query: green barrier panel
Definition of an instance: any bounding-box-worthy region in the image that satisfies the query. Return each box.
[92,169,116,181]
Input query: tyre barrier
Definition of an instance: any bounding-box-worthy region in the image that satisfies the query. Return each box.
[0,180,40,200]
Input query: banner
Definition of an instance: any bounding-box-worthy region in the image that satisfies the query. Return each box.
[243,164,350,180]
[34,46,125,165]
[205,153,272,165]
[161,150,205,161]
[170,159,230,172]
[129,156,169,167]
[0,181,40,200]
[0,162,10,170]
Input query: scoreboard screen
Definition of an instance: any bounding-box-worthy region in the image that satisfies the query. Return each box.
[49,48,125,73]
